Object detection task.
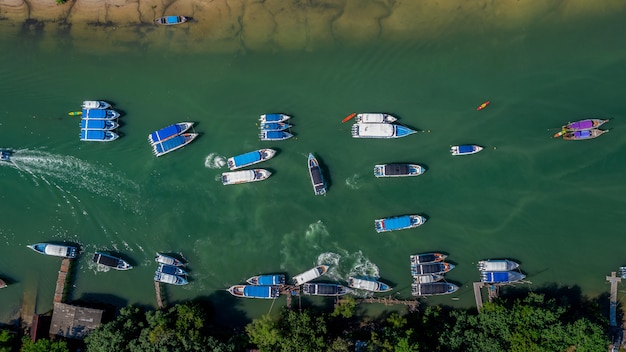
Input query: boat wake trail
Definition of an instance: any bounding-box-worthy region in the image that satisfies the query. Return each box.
[281,221,380,284]
[345,173,362,190]
[5,149,142,212]
[204,152,226,169]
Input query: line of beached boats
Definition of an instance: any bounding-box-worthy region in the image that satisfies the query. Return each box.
[71,101,121,142]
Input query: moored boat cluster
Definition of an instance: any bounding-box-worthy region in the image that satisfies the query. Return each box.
[410,252,458,296]
[73,100,121,142]
[477,259,525,284]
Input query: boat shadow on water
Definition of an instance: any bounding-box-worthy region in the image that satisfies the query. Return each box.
[316,155,332,193]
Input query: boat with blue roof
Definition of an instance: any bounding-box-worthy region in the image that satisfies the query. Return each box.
[148,122,194,145]
[82,100,111,110]
[157,263,187,276]
[374,164,424,178]
[348,277,392,293]
[260,122,292,131]
[351,123,416,139]
[308,153,327,196]
[302,283,352,297]
[82,109,120,120]
[154,15,188,25]
[80,130,119,142]
[259,113,291,123]
[27,243,78,258]
[80,119,119,131]
[222,169,271,185]
[411,262,454,276]
[480,271,526,284]
[375,214,426,233]
[154,271,188,285]
[227,149,276,170]
[1,149,12,162]
[412,282,459,296]
[451,144,483,155]
[562,128,608,141]
[246,274,286,286]
[260,130,293,141]
[152,133,199,157]
[228,285,280,299]
[93,252,133,270]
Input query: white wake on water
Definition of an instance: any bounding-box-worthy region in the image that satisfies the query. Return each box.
[345,173,362,190]
[204,152,227,169]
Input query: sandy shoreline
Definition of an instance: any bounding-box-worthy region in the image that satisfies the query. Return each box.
[0,0,625,53]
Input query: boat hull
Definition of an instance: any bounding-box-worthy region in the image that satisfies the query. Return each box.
[375,215,426,233]
[260,131,293,141]
[410,253,447,265]
[27,243,78,258]
[348,277,392,292]
[227,149,276,170]
[355,113,398,124]
[374,164,424,178]
[412,274,444,284]
[80,130,119,142]
[477,259,519,272]
[411,262,454,276]
[82,100,111,110]
[228,285,279,299]
[221,169,271,185]
[411,282,459,296]
[351,123,416,139]
[563,118,609,131]
[480,271,526,284]
[562,128,608,140]
[260,122,291,131]
[148,122,194,145]
[308,153,327,195]
[302,283,352,296]
[93,252,133,270]
[154,16,188,25]
[292,265,329,285]
[451,145,483,155]
[154,272,188,285]
[246,274,286,286]
[152,133,199,157]
[259,113,291,123]
[155,253,184,267]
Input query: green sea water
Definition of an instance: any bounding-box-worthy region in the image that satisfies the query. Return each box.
[1,9,626,327]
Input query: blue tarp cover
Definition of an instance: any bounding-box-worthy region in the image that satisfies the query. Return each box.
[154,135,186,154]
[265,131,285,139]
[233,151,261,167]
[244,285,271,298]
[484,272,509,283]
[81,130,106,140]
[264,114,281,122]
[383,216,411,230]
[576,130,591,138]
[151,124,182,142]
[166,16,178,24]
[81,119,106,129]
[257,275,281,285]
[83,109,106,118]
[458,145,474,154]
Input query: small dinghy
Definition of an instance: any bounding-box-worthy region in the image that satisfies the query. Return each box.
[412,282,459,296]
[355,113,398,124]
[450,144,483,156]
[477,259,519,272]
[221,169,271,185]
[246,274,286,286]
[154,272,188,285]
[292,265,329,285]
[155,252,184,267]
[227,149,276,170]
[260,122,292,131]
[348,277,392,292]
[411,262,454,276]
[93,252,133,270]
[154,16,188,25]
[260,130,293,141]
[228,285,279,299]
[82,100,111,109]
[27,243,78,258]
[259,113,291,123]
[562,129,608,141]
[302,283,352,296]
[80,129,119,142]
[410,253,447,265]
[374,164,424,178]
[375,215,426,233]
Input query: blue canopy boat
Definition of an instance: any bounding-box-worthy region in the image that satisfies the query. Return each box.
[27,243,78,258]
[259,113,291,123]
[154,272,188,285]
[228,285,280,299]
[93,252,133,270]
[308,153,327,196]
[375,214,426,233]
[246,274,286,286]
[157,263,187,276]
[154,15,189,25]
[148,122,194,145]
[80,129,119,142]
[227,148,276,170]
[450,144,483,155]
[152,133,199,157]
[562,128,608,141]
[351,123,416,139]
[260,122,291,131]
[480,271,526,284]
[82,100,111,109]
[80,119,119,131]
[82,109,120,120]
[411,262,454,276]
[260,130,293,141]
[411,282,459,296]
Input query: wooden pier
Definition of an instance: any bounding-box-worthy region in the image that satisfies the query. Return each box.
[155,282,165,309]
[473,282,500,312]
[336,296,419,312]
[607,272,621,327]
[53,259,72,303]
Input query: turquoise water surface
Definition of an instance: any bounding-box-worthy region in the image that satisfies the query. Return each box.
[1,8,626,326]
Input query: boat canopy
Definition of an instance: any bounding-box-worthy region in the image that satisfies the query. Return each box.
[264,131,287,139]
[411,262,451,275]
[154,135,187,154]
[44,244,72,257]
[478,260,519,272]
[293,265,327,285]
[83,109,108,118]
[80,130,113,140]
[568,120,593,130]
[263,114,284,122]
[458,145,475,154]
[225,170,256,183]
[382,215,411,230]
[305,283,340,295]
[351,278,379,291]
[166,16,179,24]
[355,123,394,137]
[93,253,120,267]
[413,283,453,295]
[150,124,185,143]
[257,275,283,285]
[481,271,525,283]
[244,285,274,298]
[81,119,106,129]
[575,130,591,138]
[233,151,262,167]
[384,164,410,175]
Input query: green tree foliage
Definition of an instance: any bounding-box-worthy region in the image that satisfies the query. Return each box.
[366,313,419,352]
[331,296,356,319]
[85,303,234,352]
[20,337,68,352]
[0,330,14,352]
[246,309,328,352]
[438,292,609,352]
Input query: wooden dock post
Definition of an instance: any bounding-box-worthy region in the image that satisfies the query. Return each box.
[606,272,621,327]
[53,259,72,303]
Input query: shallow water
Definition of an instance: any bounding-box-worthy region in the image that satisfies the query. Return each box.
[1,5,626,326]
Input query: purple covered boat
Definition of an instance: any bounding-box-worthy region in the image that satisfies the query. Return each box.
[554,118,609,138]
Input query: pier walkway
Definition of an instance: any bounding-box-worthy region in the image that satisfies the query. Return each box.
[473,282,501,312]
[607,272,621,327]
[155,282,165,309]
[53,259,72,303]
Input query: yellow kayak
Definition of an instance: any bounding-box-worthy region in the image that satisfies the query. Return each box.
[68,111,82,116]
